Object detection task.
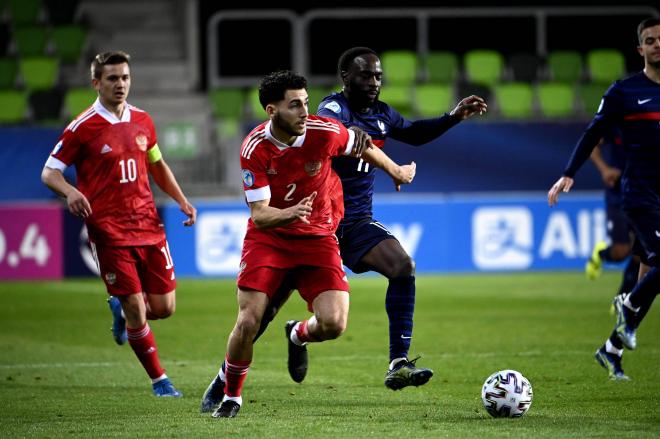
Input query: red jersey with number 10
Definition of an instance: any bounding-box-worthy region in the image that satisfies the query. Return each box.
[240,115,355,237]
[45,99,165,246]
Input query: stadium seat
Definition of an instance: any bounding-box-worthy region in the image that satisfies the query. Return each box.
[44,0,80,25]
[64,86,95,117]
[537,82,575,118]
[464,49,504,86]
[29,88,63,122]
[0,90,28,123]
[378,85,413,118]
[13,26,48,56]
[547,51,583,83]
[425,51,459,83]
[587,49,625,84]
[19,56,59,90]
[381,50,417,85]
[52,25,87,63]
[509,53,540,83]
[494,82,534,119]
[8,0,42,25]
[457,81,491,105]
[209,87,244,119]
[415,83,453,117]
[579,82,609,116]
[0,57,18,88]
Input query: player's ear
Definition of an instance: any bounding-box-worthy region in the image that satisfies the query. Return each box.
[265,103,276,118]
[637,45,644,57]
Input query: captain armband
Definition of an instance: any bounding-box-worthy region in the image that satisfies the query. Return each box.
[148,144,163,163]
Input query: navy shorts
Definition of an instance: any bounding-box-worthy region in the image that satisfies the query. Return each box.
[606,201,633,245]
[336,218,398,273]
[624,207,660,267]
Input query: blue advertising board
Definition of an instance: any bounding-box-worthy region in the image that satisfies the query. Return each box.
[163,192,609,277]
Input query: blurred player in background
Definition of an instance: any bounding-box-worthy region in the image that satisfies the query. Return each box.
[202,70,416,418]
[586,130,639,306]
[41,51,196,397]
[548,17,660,380]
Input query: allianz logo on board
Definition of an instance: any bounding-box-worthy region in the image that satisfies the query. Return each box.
[196,212,250,275]
[472,207,533,269]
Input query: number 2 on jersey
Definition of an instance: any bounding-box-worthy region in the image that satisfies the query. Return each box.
[284,183,297,201]
[119,158,137,183]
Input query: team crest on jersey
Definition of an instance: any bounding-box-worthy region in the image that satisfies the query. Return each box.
[135,134,148,151]
[105,272,116,285]
[238,261,247,274]
[377,120,386,134]
[242,169,254,187]
[304,161,322,176]
[323,101,341,113]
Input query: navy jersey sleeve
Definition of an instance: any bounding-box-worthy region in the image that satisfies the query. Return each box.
[563,82,624,178]
[388,108,461,146]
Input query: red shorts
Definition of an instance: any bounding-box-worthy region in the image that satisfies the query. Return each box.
[237,230,349,311]
[91,238,176,296]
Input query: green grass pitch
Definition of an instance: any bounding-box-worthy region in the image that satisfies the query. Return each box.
[0,273,658,437]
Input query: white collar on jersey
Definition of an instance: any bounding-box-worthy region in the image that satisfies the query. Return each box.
[94,98,132,124]
[265,120,306,150]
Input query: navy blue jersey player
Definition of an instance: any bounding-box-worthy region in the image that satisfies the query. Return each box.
[548,17,660,380]
[314,47,487,390]
[586,128,639,301]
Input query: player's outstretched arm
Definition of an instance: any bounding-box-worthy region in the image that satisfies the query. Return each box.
[547,176,574,206]
[450,95,488,120]
[250,192,316,229]
[361,146,416,191]
[41,167,92,218]
[149,158,196,226]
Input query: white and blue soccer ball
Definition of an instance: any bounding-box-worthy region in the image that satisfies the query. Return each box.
[481,369,533,418]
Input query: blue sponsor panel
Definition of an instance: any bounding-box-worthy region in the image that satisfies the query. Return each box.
[163,194,607,276]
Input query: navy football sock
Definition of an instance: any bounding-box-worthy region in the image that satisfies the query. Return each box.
[627,267,659,328]
[608,330,624,350]
[618,258,640,296]
[385,276,415,362]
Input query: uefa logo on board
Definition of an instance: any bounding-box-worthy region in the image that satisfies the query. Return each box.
[472,207,533,270]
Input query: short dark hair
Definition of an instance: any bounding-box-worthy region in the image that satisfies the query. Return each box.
[637,17,660,44]
[258,70,307,109]
[91,51,131,80]
[337,47,378,75]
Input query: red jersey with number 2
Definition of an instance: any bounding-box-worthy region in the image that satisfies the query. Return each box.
[240,115,355,237]
[46,99,165,246]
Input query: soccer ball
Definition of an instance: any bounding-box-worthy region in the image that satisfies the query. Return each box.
[481,369,533,418]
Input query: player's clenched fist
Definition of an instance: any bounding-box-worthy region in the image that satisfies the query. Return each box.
[348,126,373,157]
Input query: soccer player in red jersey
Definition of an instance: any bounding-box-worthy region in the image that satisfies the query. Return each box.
[41,51,196,397]
[205,70,416,418]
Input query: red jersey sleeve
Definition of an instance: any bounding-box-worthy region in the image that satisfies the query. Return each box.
[313,116,356,158]
[240,137,271,203]
[45,126,83,171]
[143,112,158,149]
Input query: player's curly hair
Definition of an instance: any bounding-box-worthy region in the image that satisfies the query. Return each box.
[258,70,307,109]
[90,51,131,80]
[638,17,660,44]
[338,47,378,76]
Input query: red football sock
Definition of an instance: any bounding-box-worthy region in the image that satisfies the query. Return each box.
[127,323,165,379]
[223,354,251,397]
[295,319,318,343]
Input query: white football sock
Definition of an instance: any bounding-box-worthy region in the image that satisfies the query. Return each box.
[605,339,623,357]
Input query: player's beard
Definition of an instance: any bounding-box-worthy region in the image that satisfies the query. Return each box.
[273,113,305,137]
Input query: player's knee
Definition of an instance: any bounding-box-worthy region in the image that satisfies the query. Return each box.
[391,255,415,278]
[151,303,175,319]
[319,315,347,340]
[234,312,262,341]
[610,244,632,261]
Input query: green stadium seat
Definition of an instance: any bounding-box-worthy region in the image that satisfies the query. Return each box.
[19,56,59,90]
[464,49,504,86]
[547,51,583,83]
[587,49,625,84]
[378,85,413,118]
[209,87,244,119]
[52,25,87,63]
[0,57,18,88]
[8,0,42,25]
[425,51,458,83]
[494,82,534,119]
[579,82,609,116]
[415,83,453,117]
[537,82,575,118]
[381,50,417,85]
[13,26,48,56]
[0,90,28,123]
[64,86,95,118]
